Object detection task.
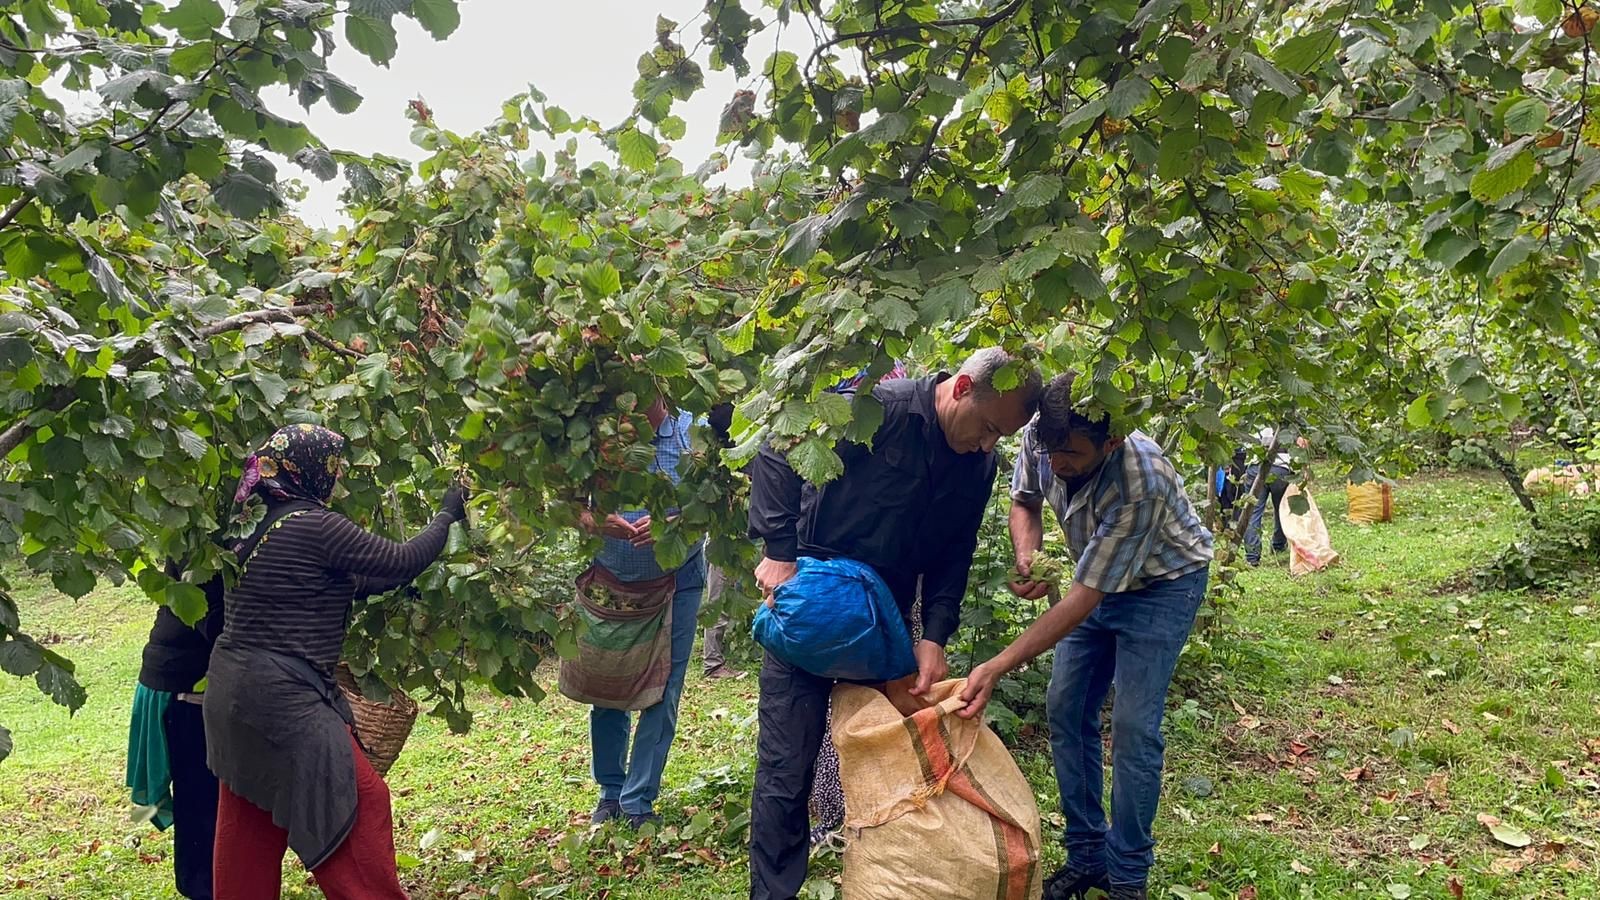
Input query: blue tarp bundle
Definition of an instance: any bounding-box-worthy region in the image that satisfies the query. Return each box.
[752,557,917,683]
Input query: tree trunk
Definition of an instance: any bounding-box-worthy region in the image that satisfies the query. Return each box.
[1229,436,1282,542]
[1205,464,1220,533]
[1483,445,1540,528]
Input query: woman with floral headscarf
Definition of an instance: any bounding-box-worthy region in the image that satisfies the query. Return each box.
[204,424,466,899]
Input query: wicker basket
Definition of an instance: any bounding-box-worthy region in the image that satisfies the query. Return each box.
[335,663,419,777]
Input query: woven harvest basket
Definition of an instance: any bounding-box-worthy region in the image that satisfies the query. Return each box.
[335,663,419,777]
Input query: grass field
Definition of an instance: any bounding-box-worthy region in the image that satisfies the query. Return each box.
[3,471,1598,899]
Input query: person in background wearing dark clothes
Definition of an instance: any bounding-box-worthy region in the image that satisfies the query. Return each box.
[700,568,743,679]
[204,424,466,899]
[127,562,226,899]
[1243,426,1293,566]
[1215,448,1248,514]
[745,348,1042,900]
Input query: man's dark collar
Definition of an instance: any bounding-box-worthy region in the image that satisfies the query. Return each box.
[909,373,945,420]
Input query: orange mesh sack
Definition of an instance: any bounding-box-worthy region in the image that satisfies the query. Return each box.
[831,681,1043,900]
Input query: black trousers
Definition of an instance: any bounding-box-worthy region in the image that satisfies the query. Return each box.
[163,699,219,900]
[749,652,834,900]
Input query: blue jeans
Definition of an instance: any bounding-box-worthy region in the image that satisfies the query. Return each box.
[590,554,706,815]
[1047,567,1209,887]
[1242,464,1291,564]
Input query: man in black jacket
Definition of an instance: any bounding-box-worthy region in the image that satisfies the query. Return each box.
[745,347,1041,900]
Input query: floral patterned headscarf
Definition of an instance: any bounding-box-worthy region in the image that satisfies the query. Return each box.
[232,424,347,506]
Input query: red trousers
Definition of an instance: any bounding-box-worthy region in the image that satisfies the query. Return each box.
[213,734,407,899]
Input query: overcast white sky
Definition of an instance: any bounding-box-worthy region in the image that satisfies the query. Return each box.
[268,1,810,227]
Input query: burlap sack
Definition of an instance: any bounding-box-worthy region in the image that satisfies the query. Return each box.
[1523,464,1598,496]
[832,681,1042,900]
[1345,480,1394,525]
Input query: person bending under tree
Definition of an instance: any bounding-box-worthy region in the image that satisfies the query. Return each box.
[745,347,1041,900]
[577,394,708,830]
[958,373,1214,900]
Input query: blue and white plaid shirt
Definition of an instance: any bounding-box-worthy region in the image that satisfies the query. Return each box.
[594,409,703,582]
[1011,428,1213,595]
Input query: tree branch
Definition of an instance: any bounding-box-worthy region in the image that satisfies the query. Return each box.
[194,303,323,339]
[0,195,32,232]
[0,35,100,55]
[1544,0,1591,246]
[899,0,1030,184]
[0,303,324,460]
[303,327,365,359]
[114,42,249,151]
[805,0,1028,74]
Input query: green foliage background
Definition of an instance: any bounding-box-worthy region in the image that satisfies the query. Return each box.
[2,0,1598,758]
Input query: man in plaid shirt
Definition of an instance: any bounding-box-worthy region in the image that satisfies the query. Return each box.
[957,373,1213,900]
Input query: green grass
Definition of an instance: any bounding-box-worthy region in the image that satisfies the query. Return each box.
[3,471,1598,899]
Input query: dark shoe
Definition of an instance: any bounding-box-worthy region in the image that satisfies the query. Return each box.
[625,811,662,830]
[705,664,742,680]
[1044,863,1110,900]
[591,799,623,824]
[1106,885,1147,900]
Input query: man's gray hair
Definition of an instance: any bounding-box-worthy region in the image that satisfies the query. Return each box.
[958,347,1044,406]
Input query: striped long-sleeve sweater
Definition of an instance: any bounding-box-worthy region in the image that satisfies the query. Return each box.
[215,505,454,675]
[204,501,456,869]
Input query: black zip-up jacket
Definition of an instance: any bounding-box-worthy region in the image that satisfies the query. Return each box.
[138,562,225,694]
[746,374,998,646]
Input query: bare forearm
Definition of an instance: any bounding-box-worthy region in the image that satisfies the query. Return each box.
[990,580,1106,673]
[1009,502,1044,565]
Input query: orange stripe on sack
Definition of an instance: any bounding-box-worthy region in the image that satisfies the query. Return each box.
[947,767,1037,900]
[911,707,954,778]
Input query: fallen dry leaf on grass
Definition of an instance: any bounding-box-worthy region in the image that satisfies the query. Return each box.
[1490,856,1526,875]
